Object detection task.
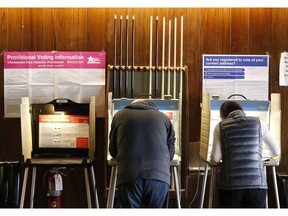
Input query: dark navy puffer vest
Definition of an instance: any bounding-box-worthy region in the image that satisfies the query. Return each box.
[219,110,267,190]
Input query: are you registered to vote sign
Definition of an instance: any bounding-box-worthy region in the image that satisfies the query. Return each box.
[202,54,269,100]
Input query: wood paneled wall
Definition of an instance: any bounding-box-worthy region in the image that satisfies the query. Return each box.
[1,7,288,192]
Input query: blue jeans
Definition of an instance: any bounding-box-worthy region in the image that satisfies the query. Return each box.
[118,179,169,208]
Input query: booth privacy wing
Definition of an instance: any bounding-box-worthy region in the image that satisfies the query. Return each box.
[20,97,33,161]
[269,93,281,162]
[199,92,211,161]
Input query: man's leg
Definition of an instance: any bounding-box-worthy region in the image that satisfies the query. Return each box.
[118,180,143,208]
[143,179,169,208]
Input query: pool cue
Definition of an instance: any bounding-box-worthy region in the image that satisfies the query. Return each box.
[180,16,184,97]
[167,19,171,96]
[149,16,153,98]
[125,15,129,98]
[155,16,159,98]
[119,16,123,97]
[131,16,135,98]
[113,15,117,98]
[173,17,177,99]
[161,17,166,99]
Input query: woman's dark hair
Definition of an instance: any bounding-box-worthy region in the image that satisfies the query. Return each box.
[220,100,243,119]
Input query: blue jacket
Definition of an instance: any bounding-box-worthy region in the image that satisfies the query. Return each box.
[109,100,175,186]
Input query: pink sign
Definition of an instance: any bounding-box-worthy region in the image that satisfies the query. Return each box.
[4,51,106,69]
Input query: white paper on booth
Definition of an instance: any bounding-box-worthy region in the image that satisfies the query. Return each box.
[279,52,288,86]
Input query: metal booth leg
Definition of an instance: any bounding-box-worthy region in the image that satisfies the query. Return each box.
[90,165,99,208]
[272,166,280,208]
[199,163,209,208]
[264,166,268,208]
[172,166,181,208]
[29,167,37,208]
[106,165,118,208]
[208,166,216,208]
[84,167,92,208]
[20,167,29,208]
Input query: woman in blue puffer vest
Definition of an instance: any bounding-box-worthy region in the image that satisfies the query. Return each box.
[210,100,280,208]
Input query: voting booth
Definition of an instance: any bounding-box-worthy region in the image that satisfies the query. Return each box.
[106,93,182,208]
[199,92,281,208]
[107,96,182,162]
[19,97,99,208]
[104,15,187,208]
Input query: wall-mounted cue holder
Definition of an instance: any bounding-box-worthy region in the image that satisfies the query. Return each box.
[107,64,187,100]
[109,65,185,72]
[111,15,185,100]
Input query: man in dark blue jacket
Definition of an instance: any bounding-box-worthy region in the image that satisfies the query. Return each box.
[109,99,175,208]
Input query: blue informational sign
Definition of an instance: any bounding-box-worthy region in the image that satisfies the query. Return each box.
[202,54,269,100]
[203,55,268,67]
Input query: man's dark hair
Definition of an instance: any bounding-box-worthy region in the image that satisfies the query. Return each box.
[220,100,243,119]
